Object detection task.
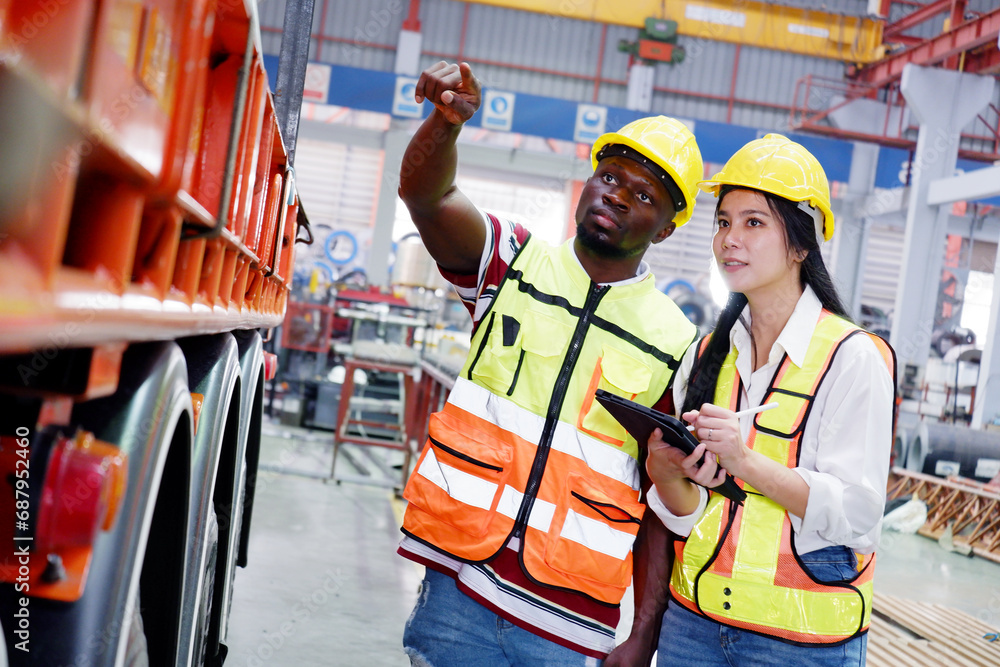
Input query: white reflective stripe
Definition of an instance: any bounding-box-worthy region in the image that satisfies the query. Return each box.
[497,485,523,520]
[561,510,634,560]
[448,377,545,443]
[417,447,498,511]
[496,487,553,533]
[552,419,641,490]
[447,378,639,489]
[527,497,555,533]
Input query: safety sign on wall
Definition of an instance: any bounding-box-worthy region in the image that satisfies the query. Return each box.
[392,76,423,118]
[574,104,607,144]
[303,63,332,102]
[482,90,516,132]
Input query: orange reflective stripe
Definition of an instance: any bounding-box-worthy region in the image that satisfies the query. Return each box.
[576,359,627,447]
[870,335,895,373]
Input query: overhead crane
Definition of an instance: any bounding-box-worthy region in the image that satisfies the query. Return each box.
[460,0,885,63]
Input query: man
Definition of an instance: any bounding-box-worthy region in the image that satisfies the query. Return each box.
[397,60,703,666]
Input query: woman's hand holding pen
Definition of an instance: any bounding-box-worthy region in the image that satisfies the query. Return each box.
[682,402,779,481]
[683,403,747,479]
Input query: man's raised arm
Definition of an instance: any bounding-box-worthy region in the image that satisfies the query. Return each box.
[398,61,485,275]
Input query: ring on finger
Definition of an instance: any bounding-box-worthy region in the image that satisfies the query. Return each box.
[709,428,713,439]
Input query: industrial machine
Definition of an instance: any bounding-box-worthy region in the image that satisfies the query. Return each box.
[0,1,307,664]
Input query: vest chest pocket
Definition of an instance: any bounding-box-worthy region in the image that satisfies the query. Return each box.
[753,389,812,439]
[540,472,644,595]
[403,410,514,539]
[470,310,572,403]
[579,345,653,447]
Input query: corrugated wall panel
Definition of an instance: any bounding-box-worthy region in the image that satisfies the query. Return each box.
[256,0,289,31]
[654,93,728,125]
[293,138,382,233]
[596,82,627,108]
[317,0,406,43]
[600,25,634,84]
[421,0,466,58]
[862,221,906,315]
[643,192,717,289]
[735,46,843,105]
[463,62,595,100]
[258,0,323,59]
[734,105,788,131]
[662,39,738,98]
[462,5,603,78]
[260,31,284,57]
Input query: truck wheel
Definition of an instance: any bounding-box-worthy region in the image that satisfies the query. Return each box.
[221,463,245,627]
[196,509,220,664]
[124,595,150,666]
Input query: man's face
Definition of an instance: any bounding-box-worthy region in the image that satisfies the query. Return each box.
[574,155,677,259]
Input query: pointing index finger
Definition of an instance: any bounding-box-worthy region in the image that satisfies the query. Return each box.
[459,62,479,91]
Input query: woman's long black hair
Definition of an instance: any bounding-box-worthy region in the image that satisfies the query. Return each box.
[680,184,852,415]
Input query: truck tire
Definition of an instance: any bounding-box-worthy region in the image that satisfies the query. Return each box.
[195,510,220,664]
[123,597,149,667]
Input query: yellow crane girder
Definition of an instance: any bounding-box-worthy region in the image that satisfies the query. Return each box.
[458,0,885,64]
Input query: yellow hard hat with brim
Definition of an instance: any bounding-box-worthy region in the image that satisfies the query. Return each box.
[591,116,703,227]
[698,134,835,242]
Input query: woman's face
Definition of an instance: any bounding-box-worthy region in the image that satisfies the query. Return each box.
[712,189,803,299]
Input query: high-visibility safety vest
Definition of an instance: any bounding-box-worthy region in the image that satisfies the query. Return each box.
[671,311,896,644]
[402,237,696,604]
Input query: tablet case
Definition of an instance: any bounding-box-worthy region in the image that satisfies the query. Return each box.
[594,389,747,504]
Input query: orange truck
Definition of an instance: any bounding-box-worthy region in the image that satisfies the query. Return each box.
[0,1,306,663]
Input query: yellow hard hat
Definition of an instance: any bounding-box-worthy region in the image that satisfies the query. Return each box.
[697,134,834,241]
[591,116,703,227]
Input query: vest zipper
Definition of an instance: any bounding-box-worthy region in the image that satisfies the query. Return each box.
[512,281,609,537]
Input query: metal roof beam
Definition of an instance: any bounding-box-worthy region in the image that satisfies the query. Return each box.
[856,7,1000,87]
[927,164,1000,205]
[965,39,1000,74]
[884,0,960,40]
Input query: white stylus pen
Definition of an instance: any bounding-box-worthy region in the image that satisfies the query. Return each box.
[686,402,780,431]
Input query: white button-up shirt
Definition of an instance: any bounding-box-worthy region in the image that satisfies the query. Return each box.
[648,286,895,554]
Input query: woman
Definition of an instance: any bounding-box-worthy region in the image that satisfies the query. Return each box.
[645,134,896,666]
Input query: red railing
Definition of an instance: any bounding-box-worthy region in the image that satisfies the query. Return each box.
[790,73,1000,163]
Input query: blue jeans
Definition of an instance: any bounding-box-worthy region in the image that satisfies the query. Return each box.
[403,568,603,667]
[657,546,867,666]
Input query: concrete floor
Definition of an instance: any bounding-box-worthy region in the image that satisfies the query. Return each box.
[224,421,1000,665]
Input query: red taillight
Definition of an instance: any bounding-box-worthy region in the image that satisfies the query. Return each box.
[264,351,279,381]
[36,431,127,553]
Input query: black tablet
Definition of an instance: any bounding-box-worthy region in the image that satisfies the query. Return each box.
[594,389,747,504]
